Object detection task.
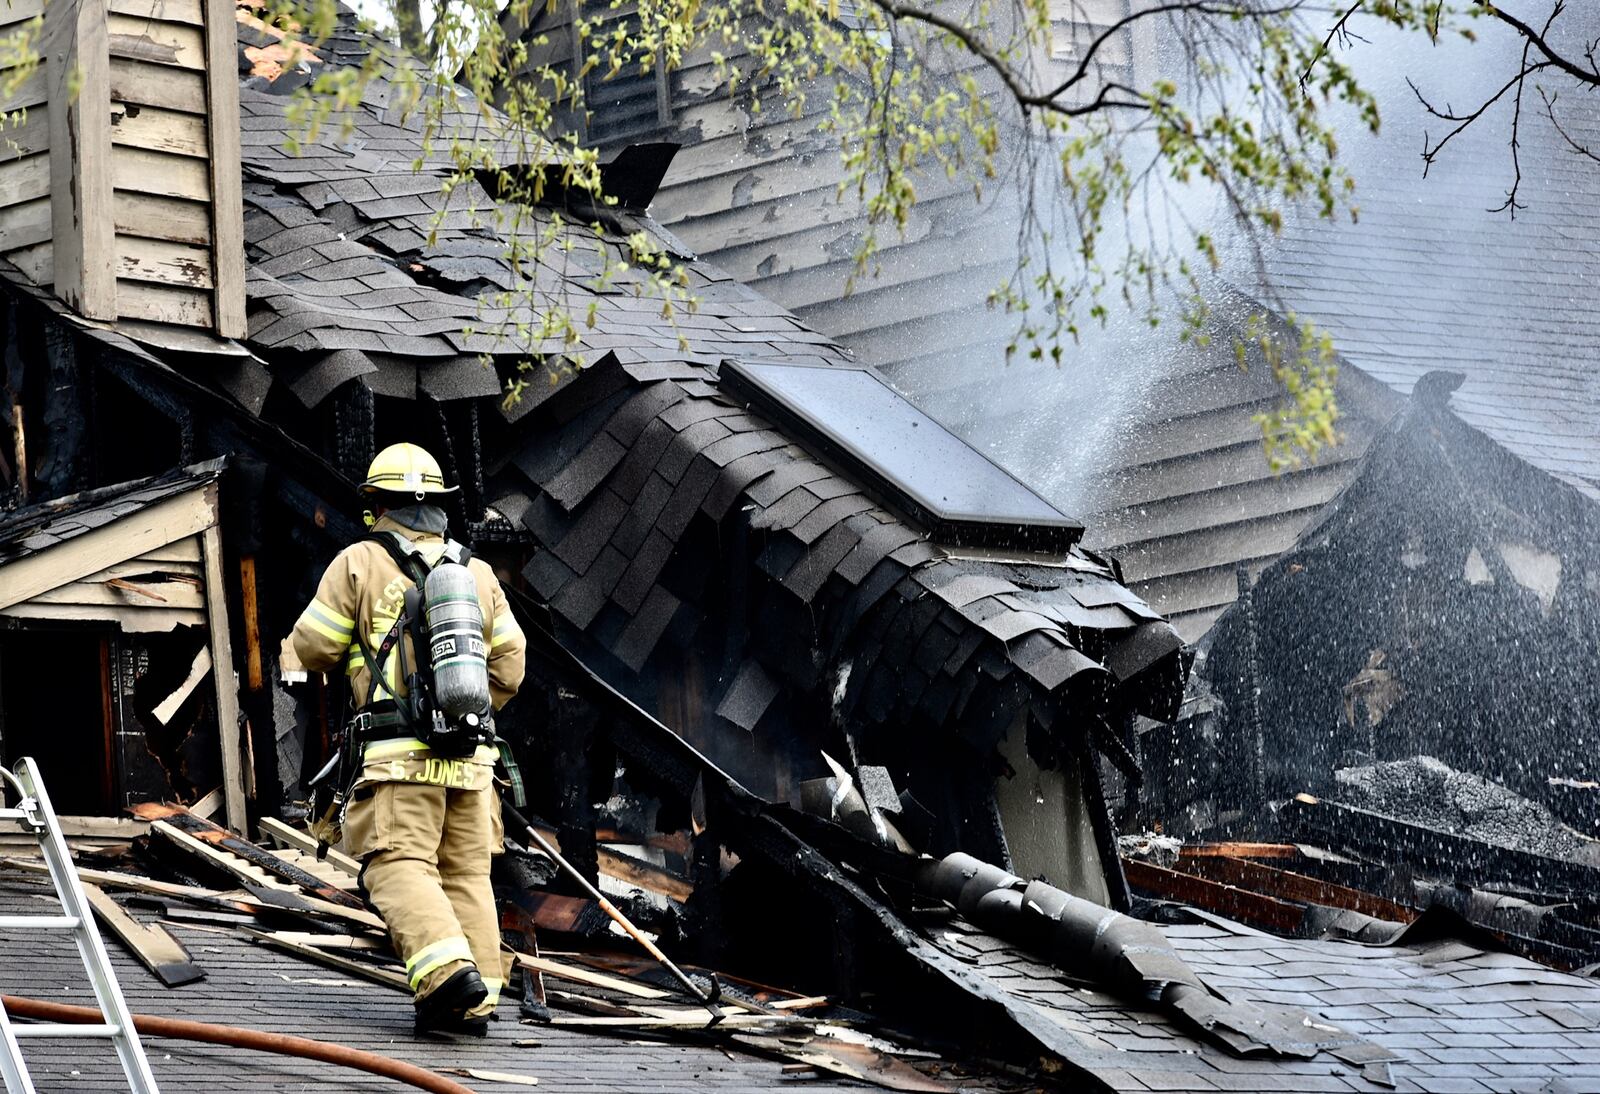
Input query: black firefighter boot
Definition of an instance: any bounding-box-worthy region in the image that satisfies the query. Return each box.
[414,966,491,1036]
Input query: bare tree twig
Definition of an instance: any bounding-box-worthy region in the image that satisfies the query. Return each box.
[1484,0,1600,87]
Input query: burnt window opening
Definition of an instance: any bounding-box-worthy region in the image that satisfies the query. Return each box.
[720,359,1084,552]
[0,625,217,816]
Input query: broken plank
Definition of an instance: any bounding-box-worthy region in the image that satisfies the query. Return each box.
[547,1012,792,1029]
[241,927,408,991]
[1,857,242,906]
[146,817,295,892]
[238,883,386,933]
[189,786,222,820]
[769,995,830,1010]
[596,846,692,903]
[262,931,387,951]
[151,646,211,724]
[1123,859,1305,934]
[1180,842,1302,861]
[270,848,359,893]
[504,888,612,937]
[107,14,205,69]
[133,803,366,910]
[0,602,205,632]
[257,816,361,876]
[83,883,205,986]
[57,816,148,839]
[1176,854,1416,924]
[512,951,670,1001]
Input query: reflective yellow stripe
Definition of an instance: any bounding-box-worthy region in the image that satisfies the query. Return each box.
[406,935,474,990]
[310,598,355,631]
[490,615,521,649]
[299,611,351,644]
[363,738,431,761]
[481,977,503,1005]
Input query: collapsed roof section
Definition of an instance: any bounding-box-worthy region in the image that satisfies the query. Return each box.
[487,349,1188,813]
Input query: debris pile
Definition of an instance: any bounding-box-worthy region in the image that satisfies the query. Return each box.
[0,801,979,1091]
[1333,755,1598,862]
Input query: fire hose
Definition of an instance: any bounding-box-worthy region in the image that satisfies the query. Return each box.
[1,995,477,1094]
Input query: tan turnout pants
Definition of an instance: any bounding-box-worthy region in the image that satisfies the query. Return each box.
[345,773,506,1016]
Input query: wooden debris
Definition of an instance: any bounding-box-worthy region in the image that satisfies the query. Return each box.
[512,950,671,1001]
[1180,842,1302,860]
[1,857,252,909]
[265,932,386,951]
[257,816,360,875]
[241,928,406,991]
[1123,859,1306,934]
[506,890,612,937]
[452,1068,539,1086]
[1175,853,1416,924]
[150,645,211,724]
[134,803,366,909]
[525,820,692,903]
[237,883,385,933]
[189,786,223,820]
[83,882,204,987]
[547,1012,788,1029]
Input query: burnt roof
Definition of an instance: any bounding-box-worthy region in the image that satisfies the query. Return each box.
[0,461,222,567]
[490,350,1187,794]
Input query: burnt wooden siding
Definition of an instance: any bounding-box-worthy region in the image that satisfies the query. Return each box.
[0,0,243,336]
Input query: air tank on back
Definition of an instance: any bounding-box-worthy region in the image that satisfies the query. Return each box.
[423,562,491,718]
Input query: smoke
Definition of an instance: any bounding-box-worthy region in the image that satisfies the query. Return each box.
[885,4,1600,515]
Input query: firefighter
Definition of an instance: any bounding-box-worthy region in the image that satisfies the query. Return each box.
[291,442,526,1036]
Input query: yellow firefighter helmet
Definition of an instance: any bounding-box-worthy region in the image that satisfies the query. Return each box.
[360,442,458,497]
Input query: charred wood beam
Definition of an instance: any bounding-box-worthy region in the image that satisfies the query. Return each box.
[548,691,600,893]
[1125,859,1306,934]
[1234,563,1266,806]
[461,400,485,524]
[428,395,469,534]
[36,325,89,497]
[331,381,375,488]
[1174,854,1415,925]
[1286,794,1600,901]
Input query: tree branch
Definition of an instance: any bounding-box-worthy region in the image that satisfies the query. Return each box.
[861,0,1306,118]
[1408,61,1550,178]
[1484,1,1600,87]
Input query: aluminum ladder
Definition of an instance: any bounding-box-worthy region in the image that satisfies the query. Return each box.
[0,756,161,1094]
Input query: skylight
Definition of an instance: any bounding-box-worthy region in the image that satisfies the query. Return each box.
[721,360,1083,553]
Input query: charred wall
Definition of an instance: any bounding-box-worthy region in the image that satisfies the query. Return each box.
[1200,375,1600,814]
